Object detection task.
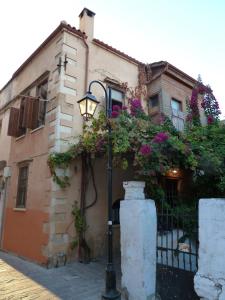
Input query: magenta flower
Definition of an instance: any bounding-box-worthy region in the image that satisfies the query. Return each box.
[112,105,121,112]
[130,98,143,116]
[140,144,152,156]
[197,85,206,95]
[207,115,214,124]
[153,132,169,143]
[122,105,128,110]
[111,111,119,118]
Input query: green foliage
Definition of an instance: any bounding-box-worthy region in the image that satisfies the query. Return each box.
[70,202,87,250]
[48,99,225,200]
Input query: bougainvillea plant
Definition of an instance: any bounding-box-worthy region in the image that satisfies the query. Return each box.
[186,77,221,126]
[49,99,197,199]
[48,94,225,201]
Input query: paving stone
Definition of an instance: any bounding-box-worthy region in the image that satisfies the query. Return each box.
[0,252,124,300]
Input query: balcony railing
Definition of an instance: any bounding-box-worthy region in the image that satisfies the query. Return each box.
[172,109,185,131]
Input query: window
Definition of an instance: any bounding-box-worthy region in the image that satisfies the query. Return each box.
[171,98,184,131]
[36,80,48,127]
[18,98,27,136]
[16,165,29,208]
[171,98,182,112]
[149,94,159,108]
[110,88,124,108]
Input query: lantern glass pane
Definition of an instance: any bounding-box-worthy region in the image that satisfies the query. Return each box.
[87,99,97,116]
[79,99,87,116]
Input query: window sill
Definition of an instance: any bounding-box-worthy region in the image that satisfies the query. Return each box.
[15,135,26,141]
[13,207,26,212]
[30,125,45,134]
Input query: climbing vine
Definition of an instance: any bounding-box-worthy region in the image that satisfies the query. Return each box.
[48,83,224,200]
[186,76,221,126]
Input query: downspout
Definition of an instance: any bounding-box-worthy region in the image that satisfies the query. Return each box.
[0,175,9,249]
[77,35,90,262]
[82,35,89,91]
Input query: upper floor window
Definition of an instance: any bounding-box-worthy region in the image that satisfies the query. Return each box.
[36,80,48,128]
[7,75,49,138]
[16,165,29,208]
[149,94,159,108]
[110,88,124,108]
[171,98,184,131]
[171,98,182,112]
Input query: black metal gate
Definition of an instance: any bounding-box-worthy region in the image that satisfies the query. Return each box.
[156,199,199,299]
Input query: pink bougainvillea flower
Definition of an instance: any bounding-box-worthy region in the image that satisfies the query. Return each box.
[130,98,143,116]
[197,85,206,95]
[140,144,152,156]
[153,132,169,143]
[122,105,128,110]
[112,105,121,112]
[111,111,119,118]
[207,115,214,124]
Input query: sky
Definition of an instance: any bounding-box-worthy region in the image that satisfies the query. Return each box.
[0,0,225,117]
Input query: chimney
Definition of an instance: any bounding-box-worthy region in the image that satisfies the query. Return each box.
[79,8,95,40]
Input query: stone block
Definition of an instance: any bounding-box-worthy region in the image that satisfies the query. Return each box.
[60,119,73,128]
[55,213,66,222]
[60,103,74,115]
[64,80,76,90]
[55,222,67,234]
[55,204,67,213]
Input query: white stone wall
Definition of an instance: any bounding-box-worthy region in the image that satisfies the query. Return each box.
[194,198,225,300]
[120,181,157,300]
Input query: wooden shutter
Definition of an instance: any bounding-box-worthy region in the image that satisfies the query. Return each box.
[23,97,39,129]
[18,99,26,136]
[7,107,20,137]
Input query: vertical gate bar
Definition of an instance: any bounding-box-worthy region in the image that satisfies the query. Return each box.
[166,206,169,266]
[161,201,164,264]
[182,216,186,270]
[177,210,179,269]
[171,210,174,267]
[188,214,192,271]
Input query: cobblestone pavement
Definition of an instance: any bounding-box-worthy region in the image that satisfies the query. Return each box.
[0,251,123,300]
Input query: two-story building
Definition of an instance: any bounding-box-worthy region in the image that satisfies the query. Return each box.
[0,8,206,266]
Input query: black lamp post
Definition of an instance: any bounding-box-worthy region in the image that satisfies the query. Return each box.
[78,80,121,300]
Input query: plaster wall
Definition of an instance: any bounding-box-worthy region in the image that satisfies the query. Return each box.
[194,198,225,300]
[84,158,135,258]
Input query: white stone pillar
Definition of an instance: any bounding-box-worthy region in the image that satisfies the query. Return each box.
[120,181,157,300]
[194,198,225,300]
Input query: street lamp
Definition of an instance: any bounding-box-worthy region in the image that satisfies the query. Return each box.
[78,80,121,300]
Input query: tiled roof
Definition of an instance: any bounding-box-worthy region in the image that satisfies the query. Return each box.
[150,61,197,86]
[93,38,144,65]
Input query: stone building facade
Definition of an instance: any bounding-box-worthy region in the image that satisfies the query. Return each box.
[0,8,206,266]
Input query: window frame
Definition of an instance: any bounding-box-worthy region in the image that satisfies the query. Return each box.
[35,79,48,128]
[108,86,125,109]
[149,93,159,108]
[16,163,29,208]
[171,98,183,112]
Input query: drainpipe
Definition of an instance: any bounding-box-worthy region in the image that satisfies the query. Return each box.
[77,36,90,262]
[82,35,89,92]
[0,173,9,249]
